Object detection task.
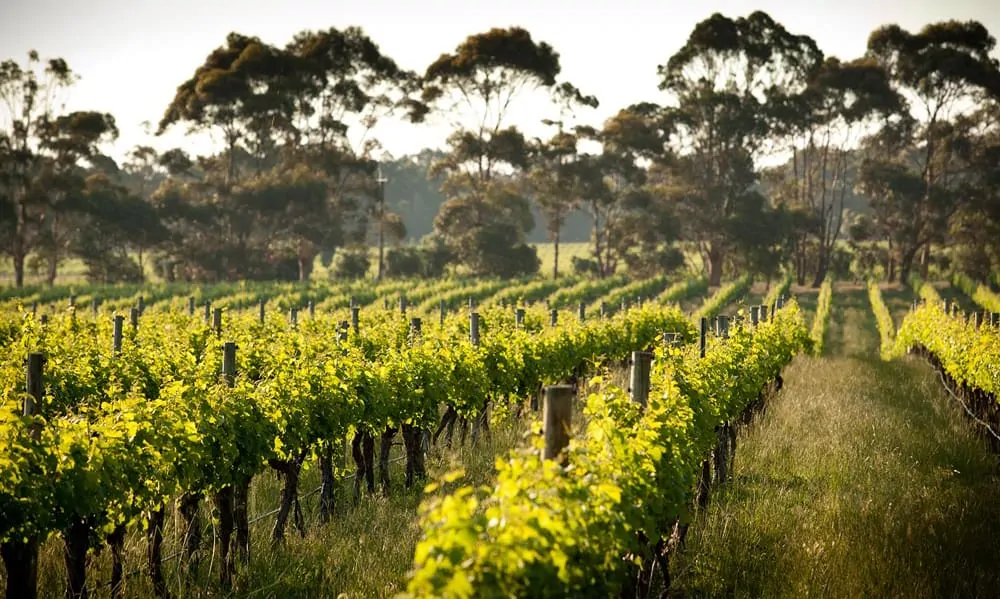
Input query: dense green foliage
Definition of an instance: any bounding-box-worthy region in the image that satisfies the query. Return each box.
[404,302,808,597]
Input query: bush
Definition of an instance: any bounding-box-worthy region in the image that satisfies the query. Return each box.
[332,248,370,280]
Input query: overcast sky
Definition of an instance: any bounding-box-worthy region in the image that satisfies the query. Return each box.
[2,0,998,164]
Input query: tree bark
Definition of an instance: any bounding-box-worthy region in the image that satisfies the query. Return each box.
[707,244,725,287]
[553,228,560,279]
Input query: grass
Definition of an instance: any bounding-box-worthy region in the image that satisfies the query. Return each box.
[671,286,1000,598]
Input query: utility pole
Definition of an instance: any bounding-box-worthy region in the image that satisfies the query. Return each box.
[376,163,388,281]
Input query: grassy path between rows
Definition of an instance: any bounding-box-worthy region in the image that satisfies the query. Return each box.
[672,286,1000,598]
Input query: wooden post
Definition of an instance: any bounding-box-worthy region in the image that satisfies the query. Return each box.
[777,295,784,309]
[410,317,422,338]
[699,317,707,358]
[992,313,999,328]
[137,295,145,315]
[620,298,627,312]
[542,385,574,462]
[351,306,360,334]
[439,299,446,327]
[718,315,730,339]
[68,293,75,309]
[203,303,211,324]
[130,307,139,331]
[188,296,195,316]
[308,301,316,319]
[289,308,298,328]
[91,298,99,315]
[629,351,652,410]
[600,302,608,319]
[222,343,236,387]
[383,298,389,310]
[515,308,525,330]
[39,314,47,326]
[399,297,407,315]
[31,301,37,316]
[578,302,586,321]
[760,305,769,323]
[750,305,760,326]
[470,312,480,346]
[550,309,558,328]
[974,312,982,328]
[25,353,42,418]
[349,296,357,310]
[259,299,266,324]
[113,315,124,354]
[213,308,223,334]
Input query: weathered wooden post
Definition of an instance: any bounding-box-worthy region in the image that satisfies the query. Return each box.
[760,305,769,323]
[699,317,707,358]
[258,299,266,324]
[718,315,730,339]
[6,352,44,599]
[188,296,195,316]
[469,312,480,347]
[550,309,558,328]
[542,385,574,463]
[578,302,586,322]
[351,306,360,335]
[515,308,526,330]
[399,297,407,315]
[410,317,422,338]
[203,303,212,324]
[91,298,99,315]
[113,315,124,354]
[777,295,784,310]
[629,351,652,410]
[750,305,760,326]
[130,307,139,331]
[600,302,608,319]
[289,308,298,328]
[137,295,145,315]
[308,300,316,319]
[213,308,223,335]
[439,299,446,327]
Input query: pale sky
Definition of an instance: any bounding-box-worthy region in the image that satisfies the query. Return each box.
[2,0,998,165]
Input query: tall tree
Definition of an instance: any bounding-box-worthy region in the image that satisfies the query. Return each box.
[864,20,1000,282]
[421,27,585,277]
[770,57,901,286]
[657,11,823,285]
[0,52,81,286]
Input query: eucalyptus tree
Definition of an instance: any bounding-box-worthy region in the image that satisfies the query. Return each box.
[656,11,824,285]
[421,27,591,277]
[862,20,1000,282]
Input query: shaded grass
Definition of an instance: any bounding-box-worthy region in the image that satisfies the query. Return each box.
[672,287,1000,598]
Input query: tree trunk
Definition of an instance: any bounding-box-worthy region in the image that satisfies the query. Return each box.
[899,246,919,286]
[811,251,829,288]
[919,244,931,280]
[553,229,560,280]
[13,198,27,288]
[707,245,724,287]
[46,250,58,287]
[270,459,301,543]
[1,536,39,599]
[137,246,145,283]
